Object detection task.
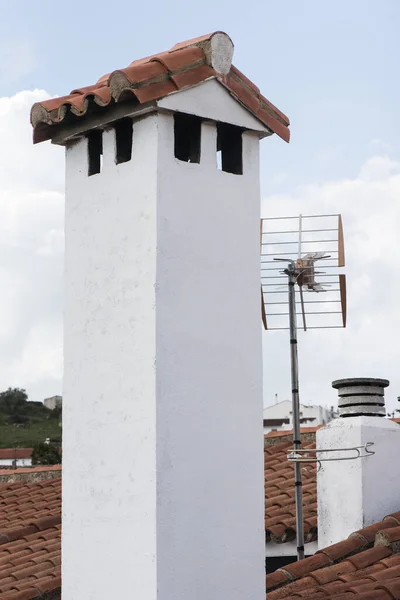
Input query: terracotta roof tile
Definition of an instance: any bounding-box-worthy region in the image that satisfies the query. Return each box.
[171,64,215,90]
[350,520,397,544]
[265,438,317,546]
[151,45,205,71]
[267,509,400,599]
[347,546,393,570]
[30,32,290,144]
[265,427,322,440]
[384,512,400,525]
[0,450,32,461]
[0,478,61,598]
[375,526,400,549]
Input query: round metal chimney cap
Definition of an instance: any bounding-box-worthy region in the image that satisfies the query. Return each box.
[332,377,389,418]
[332,378,390,390]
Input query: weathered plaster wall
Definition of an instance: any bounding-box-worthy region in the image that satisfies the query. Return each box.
[317,416,400,548]
[63,98,264,599]
[156,113,264,600]
[266,540,317,558]
[63,116,158,600]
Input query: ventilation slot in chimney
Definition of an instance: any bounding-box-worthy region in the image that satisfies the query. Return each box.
[217,122,243,175]
[115,119,133,164]
[88,130,103,176]
[174,113,201,163]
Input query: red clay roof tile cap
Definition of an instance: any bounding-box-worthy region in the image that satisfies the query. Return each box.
[375,526,400,549]
[200,32,234,75]
[171,32,234,75]
[107,32,233,103]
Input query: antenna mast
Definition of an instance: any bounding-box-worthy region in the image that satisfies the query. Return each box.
[287,260,304,559]
[261,213,347,561]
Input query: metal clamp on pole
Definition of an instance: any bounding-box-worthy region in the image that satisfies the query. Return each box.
[287,443,375,472]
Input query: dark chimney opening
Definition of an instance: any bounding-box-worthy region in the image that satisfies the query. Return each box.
[174,113,201,164]
[217,122,243,175]
[115,118,133,164]
[88,130,103,176]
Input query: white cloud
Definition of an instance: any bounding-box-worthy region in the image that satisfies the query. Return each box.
[262,155,400,415]
[0,90,64,402]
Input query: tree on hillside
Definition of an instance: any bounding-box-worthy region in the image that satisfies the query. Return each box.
[0,388,29,424]
[0,388,28,412]
[31,442,61,465]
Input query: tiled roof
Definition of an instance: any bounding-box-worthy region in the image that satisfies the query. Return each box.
[265,440,317,545]
[0,450,32,461]
[265,427,322,440]
[0,439,314,597]
[2,467,400,599]
[266,511,400,599]
[30,32,290,144]
[0,448,32,460]
[0,466,60,477]
[0,478,61,599]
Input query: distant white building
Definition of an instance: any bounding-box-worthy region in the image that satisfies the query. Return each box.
[263,399,335,434]
[0,448,32,467]
[44,395,62,411]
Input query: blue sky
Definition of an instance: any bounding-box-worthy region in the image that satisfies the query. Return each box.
[1,0,400,194]
[0,1,399,410]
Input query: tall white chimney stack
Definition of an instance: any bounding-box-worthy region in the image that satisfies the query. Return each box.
[317,377,400,549]
[29,32,291,600]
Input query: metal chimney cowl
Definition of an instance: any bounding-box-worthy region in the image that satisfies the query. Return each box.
[332,377,389,418]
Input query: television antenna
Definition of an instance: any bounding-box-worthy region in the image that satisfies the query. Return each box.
[260,214,346,561]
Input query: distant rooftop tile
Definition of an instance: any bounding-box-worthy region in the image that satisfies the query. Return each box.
[0,450,32,461]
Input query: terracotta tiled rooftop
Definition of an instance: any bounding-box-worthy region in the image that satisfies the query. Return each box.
[30,31,290,144]
[0,437,310,598]
[266,511,400,599]
[0,450,32,461]
[265,439,317,545]
[0,477,61,599]
[2,425,400,598]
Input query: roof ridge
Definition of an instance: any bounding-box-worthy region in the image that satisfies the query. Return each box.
[30,32,289,144]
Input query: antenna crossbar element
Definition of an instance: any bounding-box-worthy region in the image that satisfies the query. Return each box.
[260,214,346,331]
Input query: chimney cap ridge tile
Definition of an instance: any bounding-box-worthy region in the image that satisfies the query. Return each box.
[30,32,290,144]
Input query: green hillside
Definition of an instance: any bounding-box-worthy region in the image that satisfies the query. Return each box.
[0,388,61,449]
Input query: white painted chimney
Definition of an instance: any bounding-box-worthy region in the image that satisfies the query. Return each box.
[52,34,289,600]
[317,378,400,549]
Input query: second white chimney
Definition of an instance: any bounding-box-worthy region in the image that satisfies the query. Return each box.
[317,377,400,549]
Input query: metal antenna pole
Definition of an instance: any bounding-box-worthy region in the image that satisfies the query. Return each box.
[263,214,347,559]
[286,261,305,561]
